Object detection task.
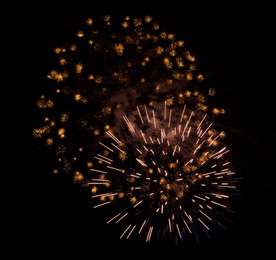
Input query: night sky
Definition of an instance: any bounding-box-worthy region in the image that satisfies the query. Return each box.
[24,1,274,258]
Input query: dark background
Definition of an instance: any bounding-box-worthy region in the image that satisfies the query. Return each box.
[23,0,274,258]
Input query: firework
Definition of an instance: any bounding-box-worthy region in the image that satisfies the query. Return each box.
[33,15,239,245]
[89,102,238,244]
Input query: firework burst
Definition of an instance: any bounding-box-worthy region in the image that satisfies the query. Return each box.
[33,15,239,245]
[89,102,238,244]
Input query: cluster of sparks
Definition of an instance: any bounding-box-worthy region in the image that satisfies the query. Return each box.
[33,15,239,244]
[90,102,237,243]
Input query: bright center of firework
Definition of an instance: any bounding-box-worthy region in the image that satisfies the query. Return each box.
[89,101,236,242]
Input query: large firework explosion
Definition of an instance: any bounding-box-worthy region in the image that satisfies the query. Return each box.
[33,15,240,245]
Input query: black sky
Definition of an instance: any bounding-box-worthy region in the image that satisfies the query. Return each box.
[23,1,275,258]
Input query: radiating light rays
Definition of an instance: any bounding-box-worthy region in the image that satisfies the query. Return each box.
[89,101,238,243]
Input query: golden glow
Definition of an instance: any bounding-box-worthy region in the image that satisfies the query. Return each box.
[59,58,67,66]
[163,57,173,69]
[95,75,103,84]
[119,152,127,161]
[155,46,164,55]
[185,51,196,62]
[70,45,77,51]
[46,138,53,146]
[169,163,176,168]
[88,74,94,80]
[208,88,216,96]
[167,33,175,40]
[185,90,191,97]
[129,177,135,184]
[153,23,160,30]
[220,131,226,137]
[100,196,106,202]
[53,169,58,174]
[32,126,50,138]
[74,94,82,101]
[144,15,152,23]
[183,164,197,173]
[74,171,84,182]
[186,73,193,81]
[197,74,204,81]
[87,162,93,168]
[166,97,174,106]
[77,31,84,38]
[86,18,93,25]
[159,178,165,184]
[91,186,97,194]
[177,40,185,47]
[212,108,220,115]
[118,192,124,198]
[104,15,110,22]
[210,140,218,147]
[36,97,54,108]
[101,106,112,115]
[133,18,142,27]
[161,194,168,201]
[58,128,65,138]
[54,47,66,54]
[114,43,124,56]
[130,197,137,204]
[75,63,83,74]
[122,21,129,28]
